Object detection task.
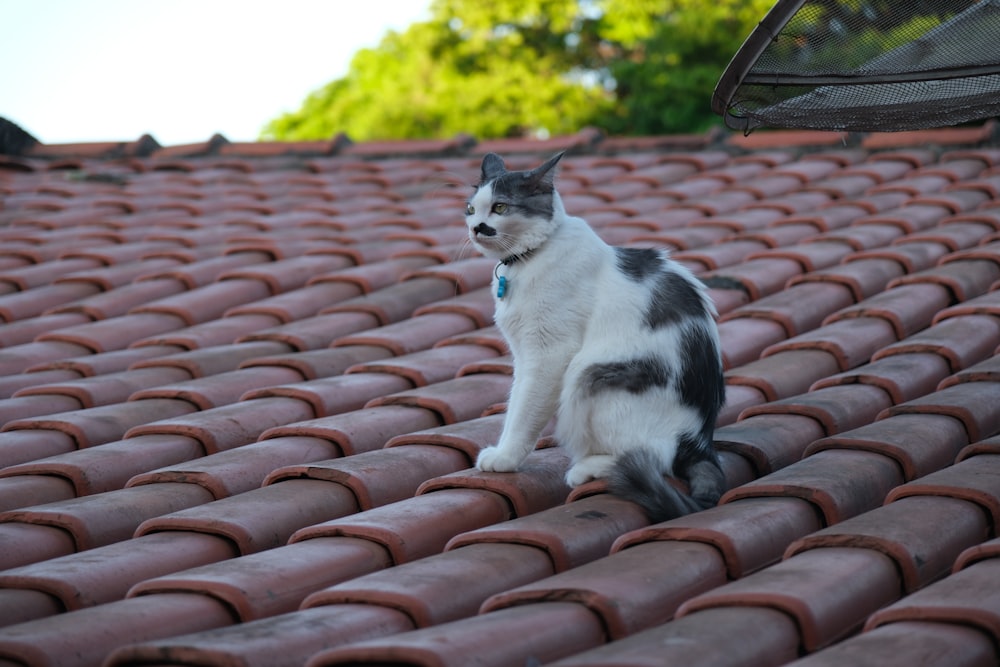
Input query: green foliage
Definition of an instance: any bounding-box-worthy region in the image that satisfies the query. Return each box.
[262,0,773,141]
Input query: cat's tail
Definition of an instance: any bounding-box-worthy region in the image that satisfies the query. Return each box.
[606,448,724,523]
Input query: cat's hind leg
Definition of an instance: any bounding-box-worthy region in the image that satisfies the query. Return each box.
[565,454,616,487]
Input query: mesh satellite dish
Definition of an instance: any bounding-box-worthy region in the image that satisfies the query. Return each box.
[712,0,1000,133]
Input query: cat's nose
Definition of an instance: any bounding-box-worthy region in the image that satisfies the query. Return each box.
[473,222,497,237]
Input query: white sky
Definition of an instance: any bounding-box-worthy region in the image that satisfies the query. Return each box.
[1,0,431,145]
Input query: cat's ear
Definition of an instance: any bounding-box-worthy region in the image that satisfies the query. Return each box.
[526,151,565,192]
[480,153,507,183]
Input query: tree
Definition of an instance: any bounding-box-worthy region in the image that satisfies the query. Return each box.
[262,0,774,141]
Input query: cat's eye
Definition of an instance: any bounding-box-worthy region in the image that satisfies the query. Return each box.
[491,202,508,214]
[465,204,475,215]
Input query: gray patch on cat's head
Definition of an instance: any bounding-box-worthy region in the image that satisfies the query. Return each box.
[480,152,508,183]
[645,271,710,329]
[616,247,663,282]
[475,152,565,221]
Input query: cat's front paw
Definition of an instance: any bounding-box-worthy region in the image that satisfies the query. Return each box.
[476,446,524,473]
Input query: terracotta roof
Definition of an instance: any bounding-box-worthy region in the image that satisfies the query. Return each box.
[0,122,999,666]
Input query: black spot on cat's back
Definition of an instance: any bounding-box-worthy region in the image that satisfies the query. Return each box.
[584,357,672,395]
[645,270,709,329]
[615,247,662,282]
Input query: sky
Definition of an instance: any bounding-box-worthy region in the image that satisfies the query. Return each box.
[1,0,431,146]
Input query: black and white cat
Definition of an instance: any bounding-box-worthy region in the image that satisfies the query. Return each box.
[466,151,726,522]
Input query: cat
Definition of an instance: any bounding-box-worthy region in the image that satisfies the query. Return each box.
[466,151,726,522]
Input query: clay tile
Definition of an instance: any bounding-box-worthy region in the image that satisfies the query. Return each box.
[0,519,81,573]
[704,257,804,301]
[140,251,273,289]
[290,488,513,565]
[0,313,93,349]
[36,312,187,352]
[366,374,512,424]
[128,340,286,378]
[311,601,605,666]
[778,203,870,232]
[799,618,997,667]
[819,223,908,251]
[724,449,904,525]
[304,541,553,631]
[135,436,338,503]
[0,393,86,426]
[954,532,1000,569]
[880,382,1000,443]
[418,447,570,518]
[814,352,953,406]
[105,604,411,667]
[722,282,855,337]
[0,474,76,514]
[132,280,272,326]
[413,288,496,329]
[719,317,788,368]
[845,240,950,276]
[0,282,100,322]
[807,174,880,199]
[864,558,1000,646]
[726,350,842,402]
[0,482,215,552]
[245,372,412,418]
[823,282,952,339]
[132,312,287,350]
[309,255,439,293]
[741,384,894,437]
[669,242,754,274]
[0,531,234,616]
[3,398,197,449]
[706,286,752,317]
[241,311,381,350]
[0,429,81,471]
[240,345,390,380]
[346,343,497,386]
[0,257,104,291]
[787,495,990,594]
[619,495,823,579]
[545,606,801,666]
[334,313,480,356]
[943,353,1000,389]
[226,282,362,323]
[323,279,467,326]
[762,317,899,372]
[888,259,1000,301]
[874,315,1000,373]
[679,547,901,651]
[1,433,204,499]
[130,366,302,410]
[496,543,725,642]
[262,405,441,458]
[748,241,855,273]
[933,288,1000,322]
[141,479,357,564]
[886,454,1000,526]
[0,587,65,629]
[13,365,192,408]
[0,367,82,400]
[788,258,905,302]
[125,397,315,454]
[714,413,828,477]
[744,191,832,215]
[50,279,187,321]
[217,255,355,295]
[269,444,468,512]
[4,596,232,665]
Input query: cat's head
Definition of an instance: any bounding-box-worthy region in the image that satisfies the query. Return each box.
[465,151,565,262]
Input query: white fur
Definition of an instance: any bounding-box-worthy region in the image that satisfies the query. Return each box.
[468,184,719,488]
